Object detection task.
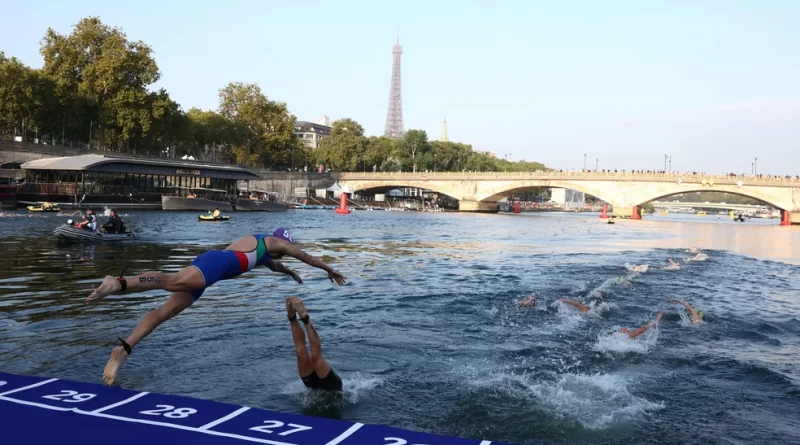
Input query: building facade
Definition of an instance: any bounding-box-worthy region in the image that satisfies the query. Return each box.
[294,121,331,150]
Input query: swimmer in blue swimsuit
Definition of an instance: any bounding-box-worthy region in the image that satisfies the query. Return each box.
[286,297,342,392]
[86,228,347,386]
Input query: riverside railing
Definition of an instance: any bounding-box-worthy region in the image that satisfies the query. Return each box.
[337,170,800,186]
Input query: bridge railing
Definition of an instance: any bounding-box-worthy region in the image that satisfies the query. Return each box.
[338,170,800,186]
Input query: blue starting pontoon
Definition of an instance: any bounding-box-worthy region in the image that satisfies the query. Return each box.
[0,372,514,445]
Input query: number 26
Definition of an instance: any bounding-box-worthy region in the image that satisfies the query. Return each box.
[384,438,432,445]
[249,420,312,436]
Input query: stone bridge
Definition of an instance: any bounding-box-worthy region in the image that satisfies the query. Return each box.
[338,171,800,223]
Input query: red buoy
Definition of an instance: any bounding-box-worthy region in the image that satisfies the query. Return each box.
[513,202,521,213]
[599,204,609,219]
[334,193,351,214]
[631,206,641,220]
[781,210,791,226]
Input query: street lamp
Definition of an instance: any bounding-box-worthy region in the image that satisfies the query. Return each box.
[664,154,668,172]
[290,145,295,198]
[668,156,672,173]
[754,157,758,175]
[584,153,587,171]
[595,158,599,171]
[751,162,754,175]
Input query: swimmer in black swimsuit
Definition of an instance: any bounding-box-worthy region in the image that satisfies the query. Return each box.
[286,297,342,392]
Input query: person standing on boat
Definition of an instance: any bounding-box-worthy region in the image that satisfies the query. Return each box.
[285,297,342,392]
[85,228,346,386]
[75,208,97,231]
[101,209,126,234]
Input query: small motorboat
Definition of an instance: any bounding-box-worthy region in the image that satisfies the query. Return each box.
[54,220,139,242]
[198,214,230,221]
[607,218,616,224]
[28,205,60,212]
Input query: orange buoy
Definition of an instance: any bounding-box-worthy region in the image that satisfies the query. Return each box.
[599,204,609,219]
[632,205,641,220]
[334,193,351,214]
[781,210,791,226]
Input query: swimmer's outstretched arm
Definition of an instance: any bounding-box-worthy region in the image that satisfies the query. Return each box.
[270,240,346,285]
[265,260,303,284]
[626,311,664,339]
[558,298,590,312]
[670,299,702,322]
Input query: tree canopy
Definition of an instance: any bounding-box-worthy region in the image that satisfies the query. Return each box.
[1,16,548,172]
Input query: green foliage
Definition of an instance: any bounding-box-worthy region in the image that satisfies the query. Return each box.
[316,118,365,171]
[218,82,300,168]
[40,17,160,149]
[0,54,62,140]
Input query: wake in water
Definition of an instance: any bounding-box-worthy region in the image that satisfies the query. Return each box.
[594,326,661,354]
[281,371,386,407]
[461,366,665,430]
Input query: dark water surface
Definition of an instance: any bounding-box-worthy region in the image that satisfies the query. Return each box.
[1,210,799,444]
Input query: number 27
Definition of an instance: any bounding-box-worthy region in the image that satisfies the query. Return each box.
[249,420,312,436]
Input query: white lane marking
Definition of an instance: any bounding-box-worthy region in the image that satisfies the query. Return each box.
[79,409,296,445]
[325,423,364,445]
[0,378,58,397]
[91,392,149,413]
[480,441,492,445]
[0,395,72,411]
[197,406,251,430]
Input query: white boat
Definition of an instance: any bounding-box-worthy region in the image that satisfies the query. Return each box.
[53,220,139,242]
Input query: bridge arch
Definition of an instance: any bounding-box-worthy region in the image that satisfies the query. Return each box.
[631,185,793,212]
[638,189,780,209]
[476,180,617,205]
[340,180,465,201]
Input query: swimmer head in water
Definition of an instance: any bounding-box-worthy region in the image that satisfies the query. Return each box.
[519,295,536,307]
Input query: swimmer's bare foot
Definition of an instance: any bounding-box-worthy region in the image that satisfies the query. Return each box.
[286,297,296,317]
[87,275,122,302]
[102,346,129,386]
[291,297,308,318]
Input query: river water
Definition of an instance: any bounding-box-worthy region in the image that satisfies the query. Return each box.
[1,210,799,444]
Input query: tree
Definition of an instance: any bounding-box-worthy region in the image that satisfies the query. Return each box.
[364,136,395,172]
[398,129,429,173]
[40,17,160,149]
[185,108,238,163]
[218,82,299,168]
[316,118,365,171]
[0,54,61,141]
[141,89,187,156]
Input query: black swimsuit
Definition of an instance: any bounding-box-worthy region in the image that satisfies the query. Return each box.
[301,368,342,392]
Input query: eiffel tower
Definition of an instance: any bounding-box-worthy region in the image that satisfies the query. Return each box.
[383,32,405,139]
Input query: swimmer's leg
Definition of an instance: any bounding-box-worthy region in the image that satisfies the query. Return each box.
[292,297,332,378]
[88,266,205,302]
[102,291,195,386]
[287,298,314,377]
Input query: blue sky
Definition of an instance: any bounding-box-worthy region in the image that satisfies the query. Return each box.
[2,0,798,174]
